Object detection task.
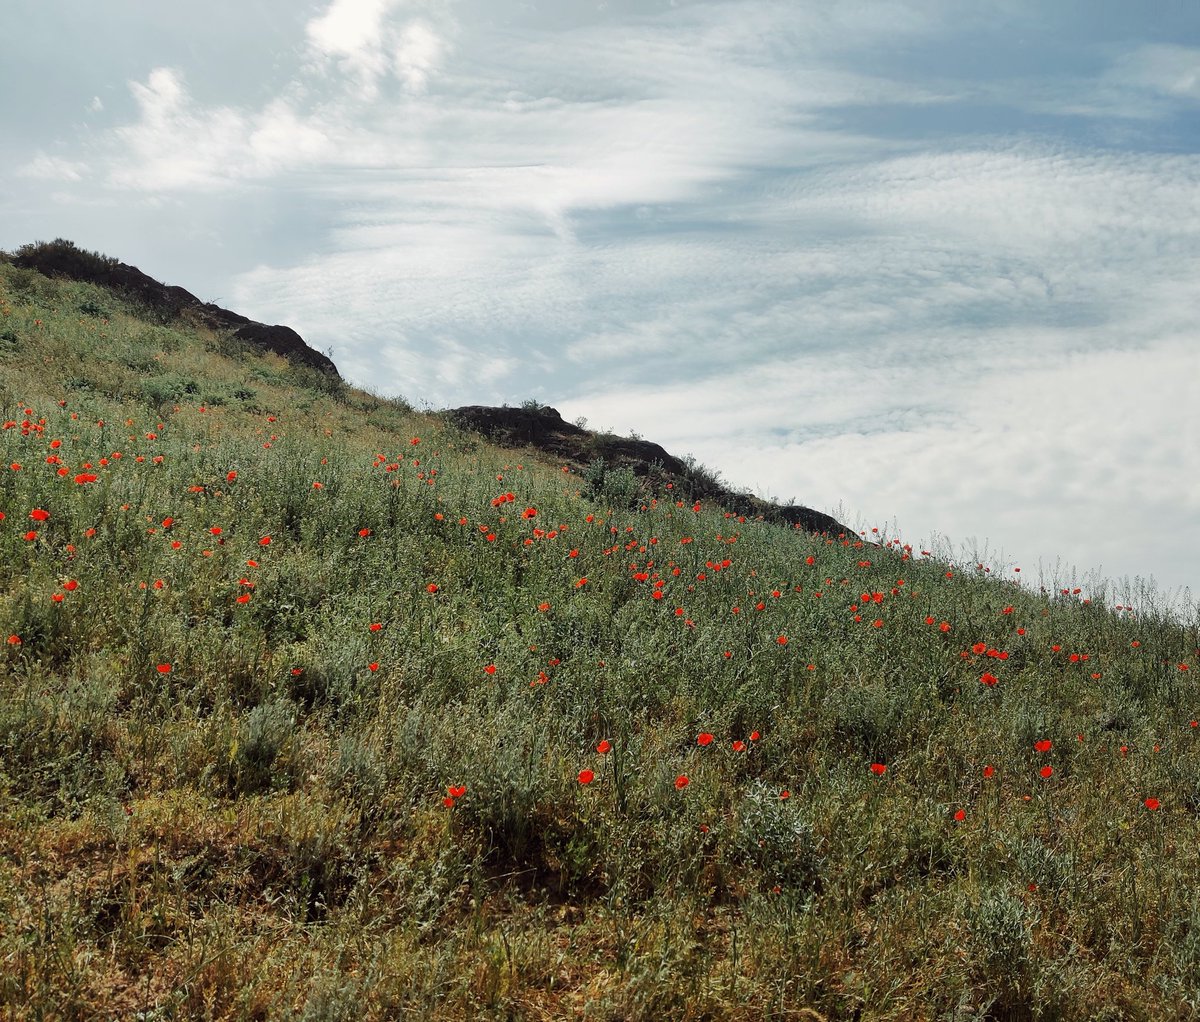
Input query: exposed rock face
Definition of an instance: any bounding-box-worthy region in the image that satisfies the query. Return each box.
[446,404,855,539]
[447,405,686,476]
[12,240,339,376]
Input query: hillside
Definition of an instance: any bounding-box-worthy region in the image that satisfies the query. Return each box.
[1,245,1198,1021]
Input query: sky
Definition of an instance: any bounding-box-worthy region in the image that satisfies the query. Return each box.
[3,0,1199,608]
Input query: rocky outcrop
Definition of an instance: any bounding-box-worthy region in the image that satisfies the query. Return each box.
[446,404,855,539]
[12,239,339,376]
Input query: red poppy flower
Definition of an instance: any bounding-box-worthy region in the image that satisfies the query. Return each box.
[484,664,496,675]
[1034,739,1052,753]
[578,769,595,785]
[779,790,791,800]
[697,732,714,746]
[369,622,382,632]
[156,664,172,674]
[870,763,886,776]
[750,731,761,742]
[29,508,49,521]
[983,765,995,778]
[1144,797,1160,810]
[980,672,998,687]
[597,739,611,754]
[448,785,466,798]
[368,662,380,672]
[1039,765,1053,779]
[426,583,439,593]
[731,740,745,752]
[675,774,690,790]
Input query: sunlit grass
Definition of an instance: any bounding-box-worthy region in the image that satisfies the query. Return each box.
[1,257,1198,1020]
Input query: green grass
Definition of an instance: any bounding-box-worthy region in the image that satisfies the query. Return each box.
[0,258,1198,1020]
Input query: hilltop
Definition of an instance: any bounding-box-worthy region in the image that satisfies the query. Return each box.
[0,244,1198,1021]
[7,239,850,537]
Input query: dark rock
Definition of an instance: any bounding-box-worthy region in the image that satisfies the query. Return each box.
[446,403,856,539]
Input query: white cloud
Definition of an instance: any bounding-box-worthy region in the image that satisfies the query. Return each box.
[394,20,445,93]
[109,68,336,190]
[17,153,88,182]
[129,66,186,123]
[305,0,451,98]
[1108,44,1200,104]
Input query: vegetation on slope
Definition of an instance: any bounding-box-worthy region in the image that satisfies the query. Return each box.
[0,256,1198,1020]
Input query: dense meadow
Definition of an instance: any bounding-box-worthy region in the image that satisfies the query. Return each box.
[1,256,1199,1021]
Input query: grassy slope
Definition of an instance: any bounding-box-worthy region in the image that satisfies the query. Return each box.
[0,260,1198,1021]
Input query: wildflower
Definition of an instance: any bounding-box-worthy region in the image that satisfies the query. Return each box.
[30,508,50,522]
[983,765,995,778]
[236,593,251,604]
[954,809,966,821]
[980,672,998,687]
[368,662,380,672]
[358,528,371,538]
[675,774,690,790]
[1039,766,1053,779]
[697,732,714,746]
[7,635,20,645]
[731,740,745,752]
[226,471,237,483]
[156,664,172,674]
[779,790,791,800]
[1034,739,1052,753]
[578,769,595,785]
[484,664,497,675]
[597,740,611,754]
[972,642,987,655]
[369,622,382,632]
[1144,797,1161,811]
[870,763,886,776]
[750,731,761,742]
[776,635,788,645]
